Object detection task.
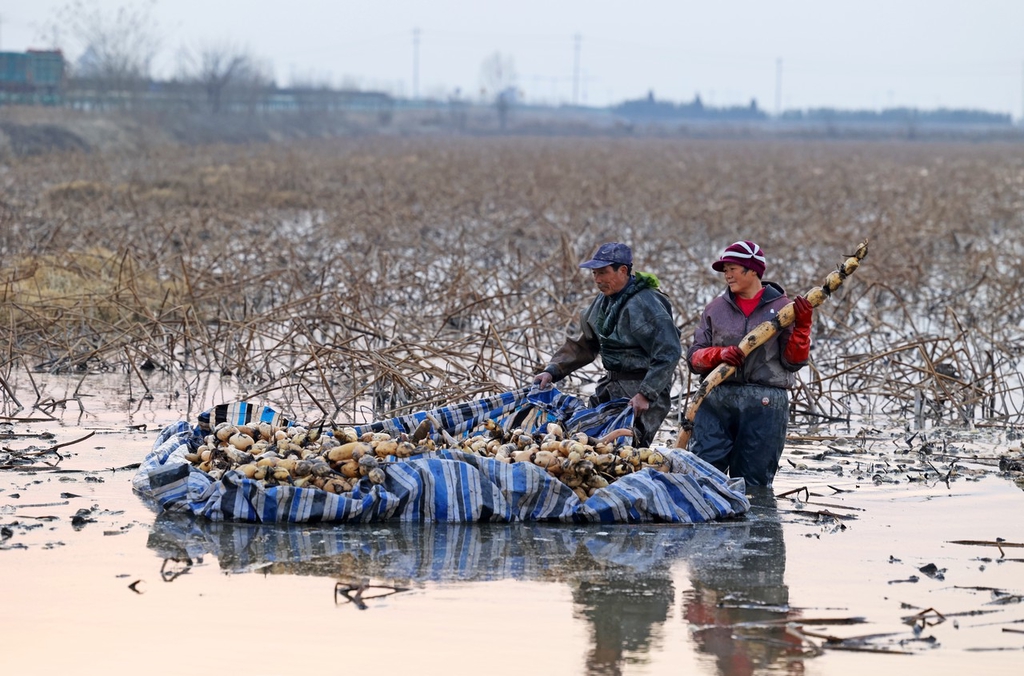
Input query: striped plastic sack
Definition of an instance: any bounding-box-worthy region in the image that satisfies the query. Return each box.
[351,385,632,441]
[187,386,634,443]
[133,425,747,523]
[132,389,749,524]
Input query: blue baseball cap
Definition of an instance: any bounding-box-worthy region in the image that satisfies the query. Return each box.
[579,242,633,269]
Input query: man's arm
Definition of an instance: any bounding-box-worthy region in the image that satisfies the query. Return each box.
[545,319,600,380]
[533,307,600,385]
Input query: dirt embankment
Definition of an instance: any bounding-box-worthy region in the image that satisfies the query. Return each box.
[8,105,1022,160]
[0,106,408,158]
[0,106,639,159]
[1,108,164,158]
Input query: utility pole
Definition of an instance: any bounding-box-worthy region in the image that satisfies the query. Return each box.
[573,33,581,106]
[775,58,782,118]
[413,27,420,100]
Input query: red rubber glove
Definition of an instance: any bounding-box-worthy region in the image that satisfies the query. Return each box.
[690,346,745,372]
[721,345,745,367]
[784,296,813,363]
[792,295,813,329]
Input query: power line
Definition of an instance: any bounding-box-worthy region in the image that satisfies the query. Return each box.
[775,58,782,116]
[412,27,420,100]
[573,33,581,105]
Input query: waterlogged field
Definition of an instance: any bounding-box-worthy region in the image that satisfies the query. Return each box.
[2,137,1024,674]
[4,136,1024,425]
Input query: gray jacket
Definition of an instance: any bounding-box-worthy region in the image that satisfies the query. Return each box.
[686,281,806,389]
[544,276,682,402]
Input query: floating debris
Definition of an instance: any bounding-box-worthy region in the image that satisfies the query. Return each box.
[919,563,946,580]
[334,580,410,610]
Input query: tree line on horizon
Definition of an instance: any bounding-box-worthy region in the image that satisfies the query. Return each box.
[4,1,1013,126]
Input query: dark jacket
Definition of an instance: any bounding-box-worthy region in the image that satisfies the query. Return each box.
[544,276,682,402]
[686,281,806,389]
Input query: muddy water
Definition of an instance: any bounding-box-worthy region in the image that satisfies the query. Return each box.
[1,372,1022,675]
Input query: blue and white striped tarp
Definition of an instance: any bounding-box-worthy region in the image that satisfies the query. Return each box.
[187,386,636,446]
[132,387,749,524]
[352,385,635,441]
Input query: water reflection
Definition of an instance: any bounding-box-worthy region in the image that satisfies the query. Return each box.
[146,496,799,675]
[683,491,803,675]
[570,563,674,675]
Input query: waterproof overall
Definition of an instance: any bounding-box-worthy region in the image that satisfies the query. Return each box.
[544,274,682,448]
[686,282,806,486]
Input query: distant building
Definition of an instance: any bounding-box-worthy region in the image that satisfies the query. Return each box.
[612,92,767,122]
[0,50,66,105]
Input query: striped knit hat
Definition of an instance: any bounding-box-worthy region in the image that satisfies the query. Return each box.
[712,240,766,277]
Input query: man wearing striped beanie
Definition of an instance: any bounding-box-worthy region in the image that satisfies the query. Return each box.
[684,240,813,487]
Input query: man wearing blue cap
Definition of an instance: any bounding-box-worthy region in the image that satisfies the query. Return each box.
[532,242,682,448]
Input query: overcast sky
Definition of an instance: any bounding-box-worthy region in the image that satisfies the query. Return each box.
[4,0,1023,117]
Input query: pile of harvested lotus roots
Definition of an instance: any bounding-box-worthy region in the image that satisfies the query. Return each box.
[186,418,674,501]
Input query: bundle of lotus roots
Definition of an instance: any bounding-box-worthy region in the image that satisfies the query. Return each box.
[185,419,674,501]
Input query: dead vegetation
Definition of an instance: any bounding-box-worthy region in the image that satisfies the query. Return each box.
[1,137,1024,432]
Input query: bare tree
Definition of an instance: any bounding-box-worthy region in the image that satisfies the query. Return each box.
[479,52,517,129]
[178,42,273,113]
[50,0,162,104]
